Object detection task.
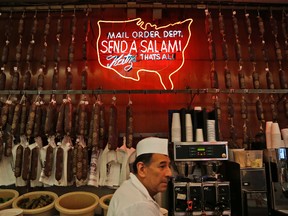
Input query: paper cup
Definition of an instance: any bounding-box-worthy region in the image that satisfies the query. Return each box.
[265,121,273,149]
[196,129,204,142]
[271,122,281,135]
[185,114,193,142]
[271,133,282,148]
[171,128,181,142]
[207,120,216,142]
[171,113,181,129]
[281,128,288,147]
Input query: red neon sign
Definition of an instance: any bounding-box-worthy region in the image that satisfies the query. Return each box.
[97,18,193,89]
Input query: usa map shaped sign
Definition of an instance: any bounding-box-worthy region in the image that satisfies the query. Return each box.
[96,18,193,89]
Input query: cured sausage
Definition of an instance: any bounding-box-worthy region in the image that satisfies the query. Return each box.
[23,70,32,90]
[56,102,65,136]
[81,70,87,90]
[269,95,278,122]
[238,72,245,89]
[14,145,23,177]
[252,72,260,89]
[44,145,54,177]
[52,68,59,90]
[7,103,15,130]
[258,16,265,35]
[248,44,255,62]
[210,69,219,89]
[26,102,37,139]
[22,147,31,181]
[241,96,248,120]
[55,147,64,181]
[208,40,216,61]
[37,72,45,90]
[64,99,73,136]
[227,96,234,119]
[0,70,6,90]
[279,69,288,89]
[266,70,275,89]
[218,12,225,36]
[68,44,74,65]
[82,147,88,180]
[284,97,288,118]
[30,147,39,180]
[33,102,43,138]
[270,15,278,36]
[222,41,229,61]
[4,133,13,157]
[205,9,213,34]
[44,14,50,36]
[26,43,34,63]
[15,43,22,63]
[77,101,87,136]
[235,42,242,62]
[76,144,83,180]
[11,103,22,134]
[99,104,105,149]
[108,103,117,150]
[11,71,20,91]
[1,45,9,65]
[224,68,232,89]
[256,97,264,121]
[0,101,9,130]
[245,13,252,35]
[67,148,74,182]
[232,11,239,36]
[66,71,72,90]
[44,98,57,136]
[20,100,29,136]
[126,103,133,148]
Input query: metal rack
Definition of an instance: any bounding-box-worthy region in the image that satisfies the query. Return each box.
[0,88,286,95]
[0,2,286,12]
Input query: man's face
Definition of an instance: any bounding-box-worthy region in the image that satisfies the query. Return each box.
[140,154,172,197]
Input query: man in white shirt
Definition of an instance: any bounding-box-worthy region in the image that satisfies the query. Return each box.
[107,137,172,216]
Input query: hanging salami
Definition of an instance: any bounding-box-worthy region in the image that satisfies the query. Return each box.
[108,97,118,150]
[233,10,250,149]
[257,11,278,122]
[126,99,133,148]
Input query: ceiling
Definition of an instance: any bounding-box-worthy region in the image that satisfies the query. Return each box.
[0,0,287,6]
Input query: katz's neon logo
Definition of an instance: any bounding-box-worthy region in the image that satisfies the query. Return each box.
[96,18,193,89]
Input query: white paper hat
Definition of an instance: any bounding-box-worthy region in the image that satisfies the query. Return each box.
[136,137,168,157]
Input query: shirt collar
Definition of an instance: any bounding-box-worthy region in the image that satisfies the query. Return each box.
[129,173,156,202]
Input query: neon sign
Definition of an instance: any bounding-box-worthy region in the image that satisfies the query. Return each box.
[97,18,193,89]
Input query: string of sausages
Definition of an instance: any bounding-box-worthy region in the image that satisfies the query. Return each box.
[205,8,222,141]
[245,12,265,133]
[218,10,237,148]
[282,11,288,120]
[232,10,249,149]
[0,12,13,161]
[257,11,278,122]
[0,11,12,90]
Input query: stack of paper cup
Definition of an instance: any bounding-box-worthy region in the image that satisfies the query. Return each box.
[185,113,193,142]
[207,120,216,142]
[271,122,284,148]
[281,128,288,147]
[196,128,204,142]
[171,112,181,142]
[265,121,273,149]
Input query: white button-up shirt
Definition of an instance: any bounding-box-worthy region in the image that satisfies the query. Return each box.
[107,173,163,216]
